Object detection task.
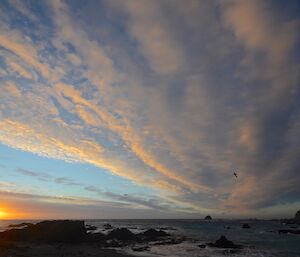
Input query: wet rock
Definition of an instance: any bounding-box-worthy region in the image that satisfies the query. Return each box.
[242,223,251,229]
[85,232,106,243]
[278,229,300,235]
[103,223,113,230]
[86,225,97,231]
[105,239,125,247]
[204,215,212,220]
[198,244,206,248]
[208,236,243,249]
[139,229,169,241]
[107,228,136,241]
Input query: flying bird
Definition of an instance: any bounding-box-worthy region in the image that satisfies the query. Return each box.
[233,171,238,178]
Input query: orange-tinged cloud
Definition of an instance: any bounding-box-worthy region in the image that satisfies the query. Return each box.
[4,81,21,98]
[53,83,202,192]
[5,57,34,80]
[0,29,50,78]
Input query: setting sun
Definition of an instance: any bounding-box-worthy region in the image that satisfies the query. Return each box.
[0,209,7,219]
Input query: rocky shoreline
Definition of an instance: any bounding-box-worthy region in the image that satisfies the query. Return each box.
[0,220,184,257]
[1,213,300,257]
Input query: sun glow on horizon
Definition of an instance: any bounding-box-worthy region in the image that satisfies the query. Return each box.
[0,209,8,219]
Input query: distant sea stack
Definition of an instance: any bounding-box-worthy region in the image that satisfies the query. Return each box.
[204,215,212,220]
[295,210,300,221]
[242,223,251,229]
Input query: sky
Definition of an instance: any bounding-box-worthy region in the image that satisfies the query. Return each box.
[0,0,299,219]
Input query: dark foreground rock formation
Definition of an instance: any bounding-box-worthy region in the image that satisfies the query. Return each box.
[106,228,136,241]
[0,220,86,243]
[0,220,175,247]
[208,236,243,249]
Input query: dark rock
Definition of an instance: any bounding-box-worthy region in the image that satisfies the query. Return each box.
[0,240,17,249]
[132,245,150,252]
[242,223,251,229]
[85,232,106,243]
[282,219,296,225]
[278,229,300,235]
[103,223,113,230]
[295,210,300,221]
[139,229,169,241]
[0,220,86,243]
[198,244,206,248]
[8,223,33,229]
[204,215,212,220]
[224,226,231,229]
[105,239,125,247]
[85,225,98,231]
[107,228,136,241]
[86,225,98,231]
[209,236,243,249]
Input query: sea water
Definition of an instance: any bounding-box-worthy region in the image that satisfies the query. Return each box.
[85,219,300,257]
[1,219,299,257]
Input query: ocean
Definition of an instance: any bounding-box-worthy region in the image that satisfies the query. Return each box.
[1,219,299,257]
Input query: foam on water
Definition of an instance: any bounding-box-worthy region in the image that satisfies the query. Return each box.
[123,241,274,257]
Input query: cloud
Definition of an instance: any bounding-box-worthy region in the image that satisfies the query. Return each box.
[16,168,52,181]
[0,26,50,78]
[15,167,83,186]
[85,186,173,211]
[4,57,34,80]
[0,0,299,218]
[109,0,185,75]
[8,0,37,21]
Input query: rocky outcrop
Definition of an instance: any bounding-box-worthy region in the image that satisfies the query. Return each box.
[106,228,136,241]
[103,223,113,230]
[86,225,97,231]
[242,223,251,229]
[138,228,169,241]
[0,220,180,249]
[295,210,300,221]
[204,215,212,220]
[208,236,243,249]
[0,220,87,243]
[278,229,300,235]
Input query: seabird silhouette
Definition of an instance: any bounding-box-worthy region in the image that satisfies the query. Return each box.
[233,171,238,178]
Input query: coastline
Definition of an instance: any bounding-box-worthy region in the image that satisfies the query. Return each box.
[1,218,300,257]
